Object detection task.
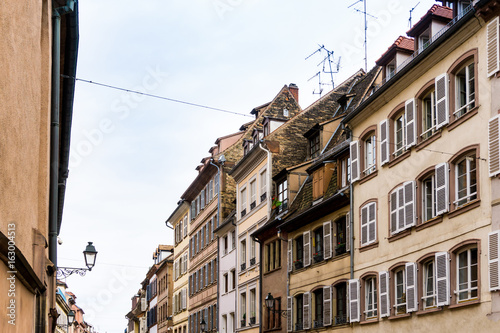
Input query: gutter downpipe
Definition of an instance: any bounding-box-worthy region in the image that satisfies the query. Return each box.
[258,141,271,333]
[344,127,355,280]
[210,158,222,332]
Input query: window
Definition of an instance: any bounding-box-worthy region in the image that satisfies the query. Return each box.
[276,178,288,213]
[184,215,188,237]
[394,112,405,157]
[250,237,256,265]
[364,134,376,175]
[313,227,323,263]
[454,62,475,119]
[333,282,347,325]
[313,289,323,328]
[335,217,346,256]
[422,172,437,222]
[250,179,257,209]
[394,267,406,315]
[265,239,281,272]
[231,270,236,290]
[340,156,350,188]
[422,260,436,309]
[263,118,270,137]
[309,134,320,159]
[295,235,304,269]
[260,169,267,202]
[458,1,471,15]
[295,294,304,330]
[231,230,236,250]
[454,153,477,207]
[250,289,256,323]
[312,167,324,200]
[224,274,228,293]
[240,293,247,327]
[386,60,395,79]
[240,187,247,217]
[365,276,377,320]
[389,181,415,235]
[422,88,437,140]
[240,239,247,270]
[457,247,478,302]
[223,236,228,255]
[266,297,281,330]
[360,201,377,247]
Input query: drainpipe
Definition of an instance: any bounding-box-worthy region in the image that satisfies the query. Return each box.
[258,141,272,220]
[344,127,355,280]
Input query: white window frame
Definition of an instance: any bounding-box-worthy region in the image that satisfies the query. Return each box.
[363,135,376,176]
[249,178,257,208]
[364,277,377,319]
[454,62,475,119]
[394,267,406,315]
[456,247,478,302]
[394,112,406,157]
[240,186,247,215]
[454,154,477,208]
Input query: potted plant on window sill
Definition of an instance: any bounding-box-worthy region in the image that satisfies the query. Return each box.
[241,314,246,327]
[294,259,303,269]
[313,252,323,263]
[250,312,256,324]
[335,243,346,255]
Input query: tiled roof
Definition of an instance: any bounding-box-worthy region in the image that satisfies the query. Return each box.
[376,36,415,65]
[407,5,453,37]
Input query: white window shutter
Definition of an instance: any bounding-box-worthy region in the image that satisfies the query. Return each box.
[287,239,293,272]
[390,190,398,235]
[323,286,332,326]
[350,141,360,182]
[348,279,360,323]
[489,231,500,291]
[323,221,332,260]
[487,17,500,77]
[141,297,147,312]
[489,115,500,177]
[435,73,449,129]
[404,181,416,229]
[361,205,369,246]
[405,99,416,148]
[397,187,405,232]
[435,252,450,306]
[346,212,351,252]
[368,202,377,244]
[379,271,390,318]
[173,292,176,314]
[303,292,311,329]
[183,288,187,309]
[435,163,449,215]
[405,262,418,312]
[287,296,293,332]
[380,119,390,165]
[303,231,311,267]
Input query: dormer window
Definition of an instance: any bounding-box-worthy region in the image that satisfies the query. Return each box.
[418,28,431,51]
[283,108,289,117]
[457,1,471,15]
[309,134,320,159]
[243,140,253,156]
[263,118,270,137]
[386,60,396,79]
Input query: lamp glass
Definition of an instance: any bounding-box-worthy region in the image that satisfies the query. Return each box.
[83,242,97,270]
[200,319,206,332]
[68,310,75,325]
[265,293,274,309]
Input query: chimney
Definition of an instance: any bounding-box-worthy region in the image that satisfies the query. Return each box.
[289,83,299,103]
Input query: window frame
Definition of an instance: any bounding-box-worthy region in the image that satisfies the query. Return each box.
[276,177,289,213]
[312,288,324,328]
[389,264,407,316]
[417,253,439,312]
[360,272,378,322]
[449,240,481,306]
[359,200,378,249]
[332,281,348,325]
[448,145,480,216]
[313,226,324,263]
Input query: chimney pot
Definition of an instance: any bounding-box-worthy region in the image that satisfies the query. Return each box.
[289,83,299,103]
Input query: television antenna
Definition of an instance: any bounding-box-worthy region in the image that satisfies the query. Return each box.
[348,0,377,72]
[305,44,341,97]
[409,2,420,28]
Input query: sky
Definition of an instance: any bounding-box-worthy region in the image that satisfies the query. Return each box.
[57,1,437,332]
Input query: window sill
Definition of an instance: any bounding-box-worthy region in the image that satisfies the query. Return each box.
[263,266,282,275]
[359,170,378,185]
[388,149,411,168]
[388,313,411,320]
[416,307,442,316]
[387,229,411,243]
[448,106,479,132]
[448,199,480,219]
[416,216,443,231]
[360,318,378,325]
[448,298,480,309]
[416,130,442,152]
[359,241,378,253]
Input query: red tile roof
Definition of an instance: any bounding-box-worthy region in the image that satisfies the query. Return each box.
[376,36,414,65]
[407,5,453,36]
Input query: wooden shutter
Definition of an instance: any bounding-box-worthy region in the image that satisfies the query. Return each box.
[404,181,416,229]
[405,99,416,148]
[323,286,332,326]
[380,119,390,165]
[405,262,418,312]
[379,271,390,318]
[435,163,449,215]
[489,231,500,291]
[346,212,351,252]
[303,231,311,267]
[288,239,293,272]
[303,292,311,329]
[435,73,449,129]
[287,296,293,332]
[324,221,332,260]
[361,205,368,246]
[487,17,500,77]
[435,252,450,306]
[390,190,398,235]
[173,292,176,315]
[489,115,500,177]
[397,187,405,232]
[350,141,360,182]
[368,202,377,244]
[348,279,360,323]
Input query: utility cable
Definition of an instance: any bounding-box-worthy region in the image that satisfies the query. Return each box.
[61,75,254,118]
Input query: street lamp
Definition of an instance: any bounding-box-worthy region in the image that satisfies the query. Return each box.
[67,310,75,325]
[200,319,207,332]
[265,293,288,318]
[57,242,98,278]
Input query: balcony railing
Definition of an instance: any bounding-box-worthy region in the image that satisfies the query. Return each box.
[313,320,324,329]
[250,201,256,210]
[295,322,303,331]
[250,257,256,266]
[261,192,267,202]
[241,209,246,218]
[334,315,347,325]
[373,4,474,93]
[241,263,246,271]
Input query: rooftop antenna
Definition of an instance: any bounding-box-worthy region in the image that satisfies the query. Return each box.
[348,0,377,72]
[305,44,341,96]
[308,71,323,97]
[409,2,420,28]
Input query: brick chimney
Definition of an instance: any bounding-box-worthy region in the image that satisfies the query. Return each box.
[289,83,299,103]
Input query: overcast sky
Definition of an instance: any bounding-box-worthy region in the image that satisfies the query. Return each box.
[57,1,437,332]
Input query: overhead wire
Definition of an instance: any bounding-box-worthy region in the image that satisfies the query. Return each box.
[61,75,254,118]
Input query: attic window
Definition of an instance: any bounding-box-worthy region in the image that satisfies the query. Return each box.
[283,108,289,117]
[386,60,396,79]
[457,1,471,15]
[419,28,430,51]
[309,134,320,159]
[263,118,270,137]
